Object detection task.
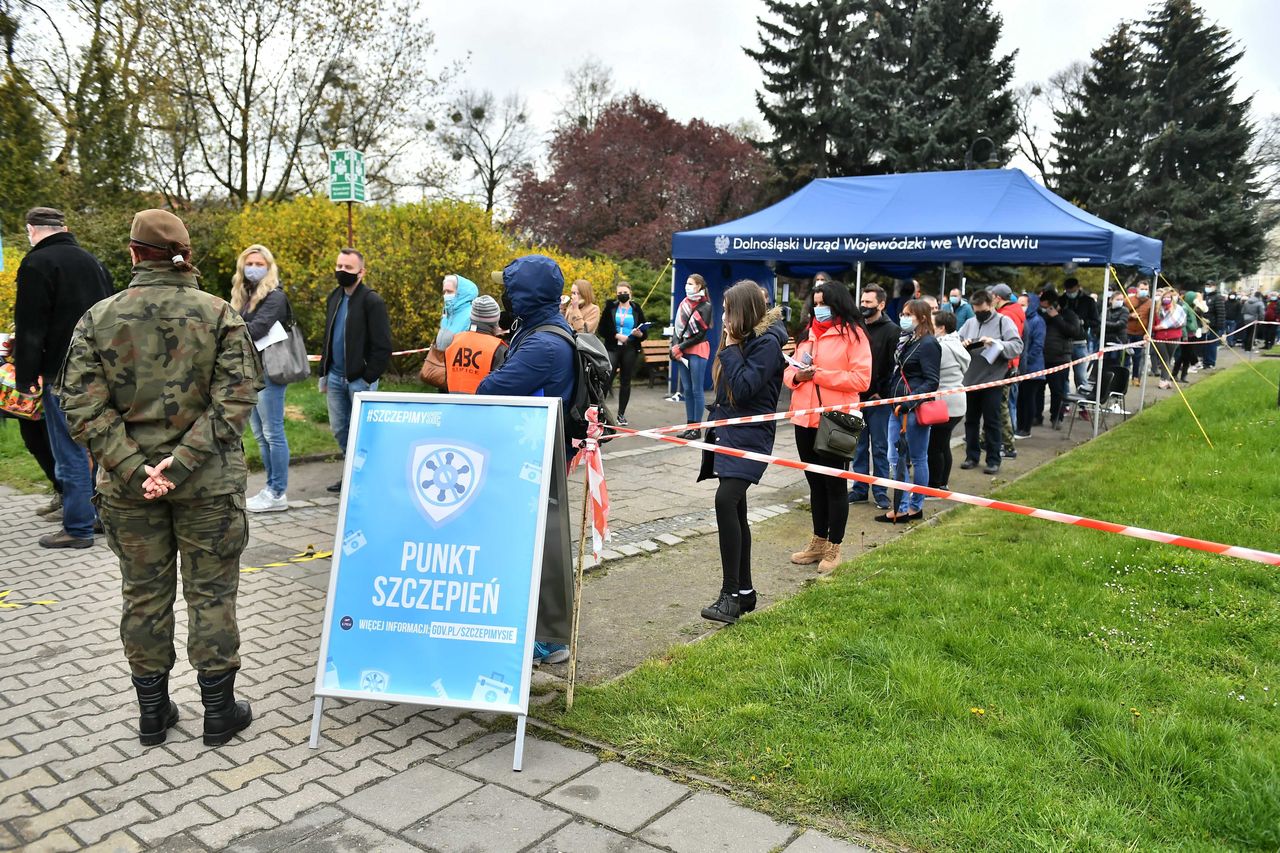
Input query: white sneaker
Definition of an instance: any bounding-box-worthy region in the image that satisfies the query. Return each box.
[246,489,289,513]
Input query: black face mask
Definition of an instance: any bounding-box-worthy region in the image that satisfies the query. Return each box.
[336,270,360,288]
[617,293,630,303]
[860,306,878,319]
[974,309,993,322]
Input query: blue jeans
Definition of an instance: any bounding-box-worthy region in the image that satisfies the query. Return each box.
[326,370,377,454]
[849,404,890,507]
[675,354,706,426]
[1202,336,1219,368]
[887,410,930,514]
[43,391,96,538]
[250,379,290,496]
[1071,341,1089,389]
[1224,320,1238,347]
[1126,334,1146,377]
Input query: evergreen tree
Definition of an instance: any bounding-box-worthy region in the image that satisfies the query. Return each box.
[883,0,1017,173]
[1135,0,1264,283]
[747,0,891,189]
[0,8,54,233]
[1052,23,1143,223]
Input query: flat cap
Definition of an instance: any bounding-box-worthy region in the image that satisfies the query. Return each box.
[26,207,65,227]
[130,209,190,250]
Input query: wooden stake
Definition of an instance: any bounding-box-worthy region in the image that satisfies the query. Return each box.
[565,466,591,711]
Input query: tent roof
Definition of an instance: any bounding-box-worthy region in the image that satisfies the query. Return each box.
[672,169,1162,270]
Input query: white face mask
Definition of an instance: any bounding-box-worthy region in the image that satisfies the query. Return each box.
[685,284,699,298]
[243,265,268,284]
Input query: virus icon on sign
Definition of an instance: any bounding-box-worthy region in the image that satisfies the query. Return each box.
[408,442,487,525]
[714,234,730,255]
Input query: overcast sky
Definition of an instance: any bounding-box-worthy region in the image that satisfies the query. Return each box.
[426,0,1279,151]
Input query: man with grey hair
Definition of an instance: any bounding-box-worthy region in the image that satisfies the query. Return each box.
[13,207,113,547]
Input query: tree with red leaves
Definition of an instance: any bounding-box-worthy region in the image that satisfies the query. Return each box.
[511,95,776,267]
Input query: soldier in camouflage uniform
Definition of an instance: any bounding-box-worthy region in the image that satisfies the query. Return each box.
[58,209,263,747]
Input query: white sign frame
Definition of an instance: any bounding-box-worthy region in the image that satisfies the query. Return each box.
[308,392,560,771]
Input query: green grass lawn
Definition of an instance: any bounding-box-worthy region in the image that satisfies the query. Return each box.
[546,363,1280,852]
[0,375,428,492]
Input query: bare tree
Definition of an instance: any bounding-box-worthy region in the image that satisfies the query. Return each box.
[1012,61,1086,187]
[439,89,534,212]
[555,57,614,131]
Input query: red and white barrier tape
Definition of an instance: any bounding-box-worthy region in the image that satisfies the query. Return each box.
[306,346,430,363]
[568,408,611,557]
[612,426,1280,567]
[637,342,1142,437]
[1162,319,1279,345]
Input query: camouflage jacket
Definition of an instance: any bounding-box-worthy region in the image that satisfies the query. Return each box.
[58,263,263,499]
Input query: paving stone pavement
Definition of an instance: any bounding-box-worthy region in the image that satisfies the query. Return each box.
[0,384,875,852]
[1,369,1210,851]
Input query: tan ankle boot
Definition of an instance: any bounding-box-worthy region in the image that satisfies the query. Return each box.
[817,542,842,573]
[790,535,828,565]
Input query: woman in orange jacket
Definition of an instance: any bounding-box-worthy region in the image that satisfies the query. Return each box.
[783,280,872,572]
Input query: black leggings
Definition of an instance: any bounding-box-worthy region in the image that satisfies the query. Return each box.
[714,477,753,594]
[610,346,638,417]
[1173,343,1198,380]
[793,425,849,544]
[926,415,962,489]
[1016,379,1046,433]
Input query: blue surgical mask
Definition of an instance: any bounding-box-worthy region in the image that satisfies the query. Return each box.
[949,296,960,305]
[443,293,456,303]
[899,315,915,332]
[813,305,832,322]
[685,285,699,298]
[243,265,268,284]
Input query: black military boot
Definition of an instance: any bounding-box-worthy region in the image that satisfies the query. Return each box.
[198,670,253,746]
[132,673,179,746]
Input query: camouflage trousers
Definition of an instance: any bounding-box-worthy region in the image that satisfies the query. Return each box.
[98,493,248,677]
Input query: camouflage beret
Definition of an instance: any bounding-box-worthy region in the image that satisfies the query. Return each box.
[26,207,65,227]
[130,209,190,250]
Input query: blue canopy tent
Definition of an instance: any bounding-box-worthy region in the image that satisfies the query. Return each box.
[669,169,1162,417]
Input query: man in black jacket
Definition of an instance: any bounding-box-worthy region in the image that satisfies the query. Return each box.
[1202,283,1226,368]
[318,248,392,492]
[1061,277,1098,390]
[848,285,899,510]
[14,207,114,548]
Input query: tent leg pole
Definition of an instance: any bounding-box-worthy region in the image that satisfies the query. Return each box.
[940,266,946,298]
[1092,267,1112,439]
[855,262,863,303]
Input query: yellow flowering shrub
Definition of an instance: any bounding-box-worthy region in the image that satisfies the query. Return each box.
[227,197,624,353]
[0,246,22,330]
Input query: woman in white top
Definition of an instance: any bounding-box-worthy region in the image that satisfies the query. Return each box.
[927,309,971,490]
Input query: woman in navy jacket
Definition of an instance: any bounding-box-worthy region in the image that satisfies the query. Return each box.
[697,281,788,624]
[878,299,940,524]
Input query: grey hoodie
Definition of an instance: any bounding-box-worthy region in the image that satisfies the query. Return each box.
[957,311,1023,385]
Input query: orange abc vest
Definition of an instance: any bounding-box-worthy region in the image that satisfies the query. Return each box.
[445,331,506,394]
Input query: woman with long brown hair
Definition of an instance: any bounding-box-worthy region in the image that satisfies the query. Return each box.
[697,281,788,624]
[562,278,600,335]
[878,299,940,523]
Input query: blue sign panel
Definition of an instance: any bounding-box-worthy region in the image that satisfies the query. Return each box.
[313,393,558,716]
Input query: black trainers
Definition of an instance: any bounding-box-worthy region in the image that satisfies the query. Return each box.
[738,591,758,614]
[700,592,741,624]
[326,480,342,493]
[959,459,979,470]
[1001,449,1017,459]
[983,462,1001,475]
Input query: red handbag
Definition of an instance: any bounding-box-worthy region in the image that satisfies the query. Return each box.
[900,367,949,426]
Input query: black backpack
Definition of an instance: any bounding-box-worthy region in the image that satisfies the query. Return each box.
[532,324,616,439]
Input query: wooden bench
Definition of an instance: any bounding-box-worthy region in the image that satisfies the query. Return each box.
[640,339,670,387]
[641,337,797,387]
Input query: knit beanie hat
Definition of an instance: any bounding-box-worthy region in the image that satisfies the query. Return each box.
[471,295,501,326]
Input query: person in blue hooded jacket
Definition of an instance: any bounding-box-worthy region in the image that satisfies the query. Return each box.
[696,281,788,625]
[477,255,576,665]
[1015,292,1046,437]
[440,274,479,337]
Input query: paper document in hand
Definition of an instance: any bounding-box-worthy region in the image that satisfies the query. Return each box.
[785,351,814,370]
[981,341,1003,364]
[254,321,289,352]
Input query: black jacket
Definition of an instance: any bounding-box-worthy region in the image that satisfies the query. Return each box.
[13,232,114,389]
[889,334,941,406]
[239,288,290,342]
[1063,290,1098,339]
[319,283,393,383]
[599,299,647,352]
[1225,296,1243,323]
[704,308,788,484]
[1204,292,1227,331]
[1104,303,1129,343]
[864,314,900,400]
[1041,306,1083,365]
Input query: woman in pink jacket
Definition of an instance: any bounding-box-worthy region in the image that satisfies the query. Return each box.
[784,281,872,572]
